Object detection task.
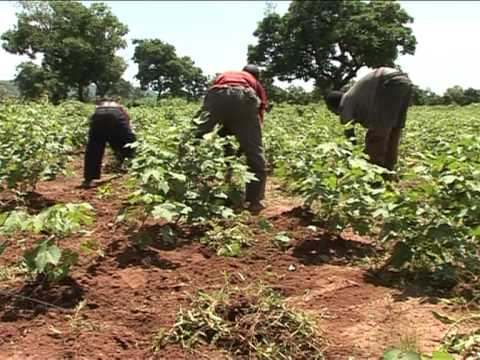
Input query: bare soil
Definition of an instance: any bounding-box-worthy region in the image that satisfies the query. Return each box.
[0,158,462,360]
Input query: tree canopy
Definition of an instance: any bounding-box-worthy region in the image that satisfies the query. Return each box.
[132,39,207,100]
[248,0,417,91]
[2,1,129,101]
[14,61,66,102]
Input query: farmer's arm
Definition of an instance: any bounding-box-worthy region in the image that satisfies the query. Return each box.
[256,82,268,123]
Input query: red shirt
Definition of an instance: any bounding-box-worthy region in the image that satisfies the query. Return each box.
[211,71,268,122]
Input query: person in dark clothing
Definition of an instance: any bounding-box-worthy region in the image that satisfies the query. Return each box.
[195,64,268,214]
[81,99,136,188]
[325,67,413,171]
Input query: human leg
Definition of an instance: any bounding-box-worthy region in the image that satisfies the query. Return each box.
[223,90,266,206]
[384,127,402,171]
[364,127,392,169]
[83,118,107,186]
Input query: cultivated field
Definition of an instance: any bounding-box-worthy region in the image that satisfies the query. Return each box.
[1,100,479,359]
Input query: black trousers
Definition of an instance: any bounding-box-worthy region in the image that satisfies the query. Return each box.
[83,109,136,180]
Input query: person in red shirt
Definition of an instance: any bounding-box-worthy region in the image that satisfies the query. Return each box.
[81,98,136,188]
[195,65,269,214]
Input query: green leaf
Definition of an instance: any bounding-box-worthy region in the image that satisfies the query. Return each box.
[169,172,186,182]
[0,212,8,226]
[152,204,178,223]
[387,242,413,268]
[440,175,457,184]
[221,207,234,219]
[218,242,241,257]
[79,239,98,254]
[258,218,272,231]
[431,351,455,360]
[383,349,421,360]
[431,310,456,325]
[274,232,292,249]
[35,244,61,272]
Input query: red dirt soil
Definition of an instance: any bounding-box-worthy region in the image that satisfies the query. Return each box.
[0,159,459,360]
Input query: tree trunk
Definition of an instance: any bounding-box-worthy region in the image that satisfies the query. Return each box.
[78,84,84,102]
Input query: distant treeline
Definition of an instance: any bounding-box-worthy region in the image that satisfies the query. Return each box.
[0,2,478,106]
[1,78,479,107]
[1,1,417,104]
[411,85,480,106]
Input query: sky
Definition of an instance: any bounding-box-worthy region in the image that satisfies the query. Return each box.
[0,1,479,94]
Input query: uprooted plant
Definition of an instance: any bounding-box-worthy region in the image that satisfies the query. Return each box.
[152,277,326,359]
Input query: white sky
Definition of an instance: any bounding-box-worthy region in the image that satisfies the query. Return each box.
[0,1,479,94]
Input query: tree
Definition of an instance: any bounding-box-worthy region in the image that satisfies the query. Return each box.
[443,86,467,106]
[14,61,67,103]
[95,57,129,97]
[463,87,480,105]
[0,80,19,102]
[132,39,207,100]
[2,1,128,101]
[248,0,416,92]
[411,85,443,106]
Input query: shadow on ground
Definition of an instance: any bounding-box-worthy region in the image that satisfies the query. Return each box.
[115,246,180,270]
[0,191,59,214]
[0,277,84,321]
[363,267,462,304]
[292,234,377,266]
[127,223,201,252]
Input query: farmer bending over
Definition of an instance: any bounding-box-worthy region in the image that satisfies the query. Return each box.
[195,64,268,214]
[81,98,136,188]
[325,67,413,172]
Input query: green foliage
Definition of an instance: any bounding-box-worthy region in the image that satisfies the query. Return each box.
[2,99,480,293]
[153,279,325,359]
[248,0,416,90]
[382,349,454,360]
[200,219,254,257]
[446,330,480,358]
[272,107,388,235]
[443,86,480,106]
[412,85,480,106]
[273,231,293,250]
[2,1,129,101]
[432,311,480,358]
[0,80,19,102]
[0,203,94,282]
[379,134,480,280]
[267,102,480,288]
[30,203,94,237]
[14,61,67,103]
[101,78,147,103]
[23,238,78,282]
[383,350,421,360]
[132,38,207,100]
[124,108,255,226]
[0,101,92,190]
[1,203,94,237]
[411,86,444,106]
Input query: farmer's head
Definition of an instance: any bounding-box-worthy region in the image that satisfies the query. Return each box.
[324,91,344,115]
[243,64,261,80]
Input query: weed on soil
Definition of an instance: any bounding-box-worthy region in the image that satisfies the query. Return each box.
[153,278,326,359]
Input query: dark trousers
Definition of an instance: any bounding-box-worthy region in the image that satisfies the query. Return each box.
[195,86,266,203]
[366,75,412,170]
[84,110,136,180]
[365,126,403,171]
